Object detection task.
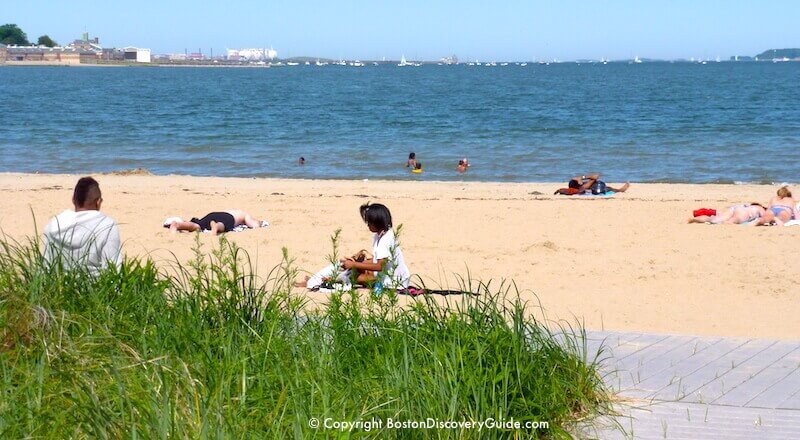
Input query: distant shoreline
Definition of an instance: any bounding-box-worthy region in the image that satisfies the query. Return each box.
[3,59,799,69]
[0,171,790,186]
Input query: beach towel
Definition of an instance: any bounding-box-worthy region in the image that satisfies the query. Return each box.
[396,286,477,296]
[554,189,616,198]
[693,208,717,217]
[230,220,270,232]
[577,191,616,198]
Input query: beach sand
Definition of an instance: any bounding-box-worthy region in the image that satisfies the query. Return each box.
[1,172,798,339]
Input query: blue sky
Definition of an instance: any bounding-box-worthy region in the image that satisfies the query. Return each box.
[5,1,798,60]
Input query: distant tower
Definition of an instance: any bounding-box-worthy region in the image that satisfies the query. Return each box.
[82,32,89,42]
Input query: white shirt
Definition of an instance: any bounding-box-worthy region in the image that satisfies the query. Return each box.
[372,229,411,289]
[43,210,123,276]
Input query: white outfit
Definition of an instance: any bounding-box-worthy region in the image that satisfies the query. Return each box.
[372,229,411,289]
[43,210,122,276]
[305,262,352,290]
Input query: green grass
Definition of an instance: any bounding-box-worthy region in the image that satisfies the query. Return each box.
[0,235,612,438]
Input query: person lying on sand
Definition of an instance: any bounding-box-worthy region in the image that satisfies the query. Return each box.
[768,186,798,226]
[688,203,774,225]
[554,173,630,195]
[165,210,265,235]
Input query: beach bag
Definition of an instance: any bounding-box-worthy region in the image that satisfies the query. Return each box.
[590,180,608,195]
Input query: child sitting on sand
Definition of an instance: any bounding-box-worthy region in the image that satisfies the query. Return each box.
[296,203,411,290]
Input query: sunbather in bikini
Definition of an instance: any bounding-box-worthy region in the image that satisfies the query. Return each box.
[768,186,798,226]
[688,203,774,225]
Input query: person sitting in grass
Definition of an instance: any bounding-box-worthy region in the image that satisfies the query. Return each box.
[43,176,122,276]
[296,202,411,290]
[165,210,265,235]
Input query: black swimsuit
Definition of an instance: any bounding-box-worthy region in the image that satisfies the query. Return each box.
[190,212,235,232]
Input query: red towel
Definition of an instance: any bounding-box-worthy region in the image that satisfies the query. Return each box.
[693,208,716,217]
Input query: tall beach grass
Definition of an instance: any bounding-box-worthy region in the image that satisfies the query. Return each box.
[0,234,613,438]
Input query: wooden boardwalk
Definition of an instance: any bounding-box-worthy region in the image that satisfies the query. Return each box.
[580,331,800,439]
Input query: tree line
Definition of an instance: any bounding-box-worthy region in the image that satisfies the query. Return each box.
[1,24,57,48]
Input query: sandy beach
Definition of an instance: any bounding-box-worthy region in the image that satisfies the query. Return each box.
[1,172,798,339]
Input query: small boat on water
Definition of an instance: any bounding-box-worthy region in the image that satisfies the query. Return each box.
[398,55,409,66]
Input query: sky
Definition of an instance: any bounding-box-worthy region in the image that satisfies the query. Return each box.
[4,1,799,61]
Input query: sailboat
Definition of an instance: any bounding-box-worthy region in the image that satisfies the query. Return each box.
[398,55,409,67]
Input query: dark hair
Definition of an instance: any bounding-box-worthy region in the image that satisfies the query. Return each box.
[408,152,415,159]
[568,179,580,189]
[299,156,305,161]
[750,202,765,208]
[360,202,392,231]
[72,176,101,208]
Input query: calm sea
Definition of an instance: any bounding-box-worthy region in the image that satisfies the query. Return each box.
[1,62,798,183]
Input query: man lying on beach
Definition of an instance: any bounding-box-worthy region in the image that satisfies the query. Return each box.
[165,210,266,235]
[554,173,630,195]
[43,176,122,276]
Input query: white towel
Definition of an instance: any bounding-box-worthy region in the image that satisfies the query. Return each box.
[163,216,183,227]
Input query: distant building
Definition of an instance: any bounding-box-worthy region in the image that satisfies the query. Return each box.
[3,45,85,64]
[69,34,102,52]
[123,47,151,63]
[102,48,124,61]
[226,47,277,61]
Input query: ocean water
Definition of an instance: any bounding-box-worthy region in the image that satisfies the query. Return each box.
[1,62,798,183]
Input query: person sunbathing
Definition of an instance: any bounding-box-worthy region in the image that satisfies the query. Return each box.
[555,173,630,195]
[688,203,774,225]
[768,186,798,226]
[165,210,265,235]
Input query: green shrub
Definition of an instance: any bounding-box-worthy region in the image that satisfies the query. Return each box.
[0,235,612,438]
